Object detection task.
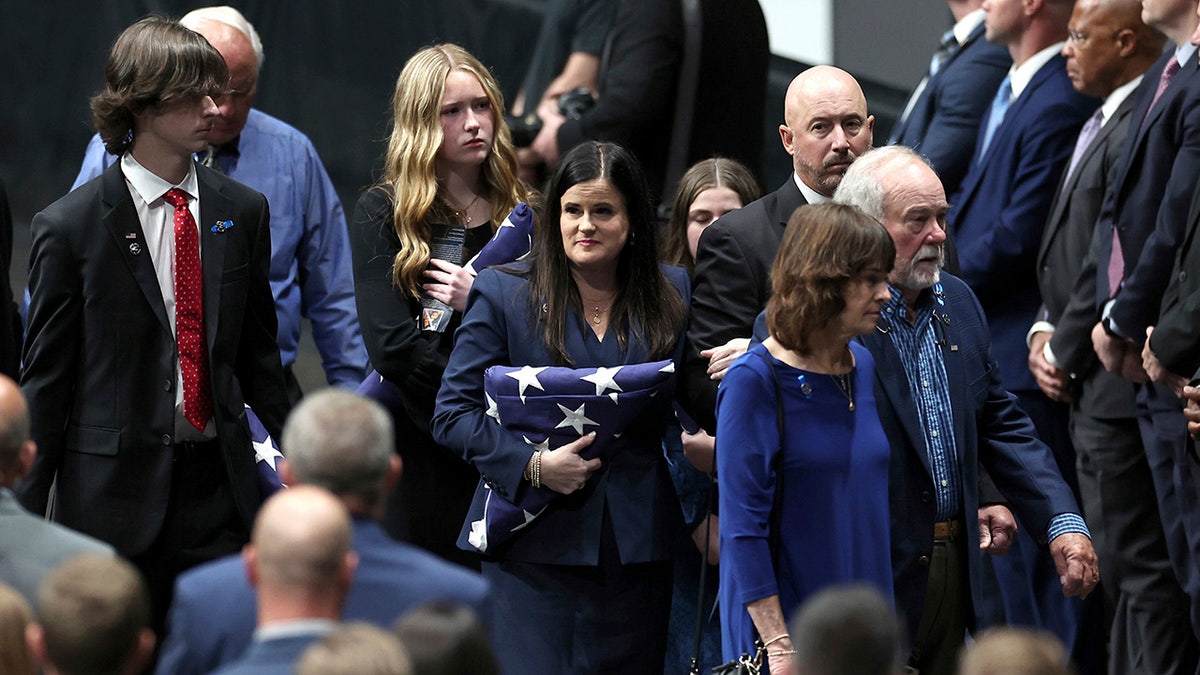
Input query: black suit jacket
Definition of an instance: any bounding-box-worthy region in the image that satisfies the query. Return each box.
[890,22,1011,198]
[1039,92,1139,418]
[19,162,290,556]
[1101,54,1200,340]
[682,177,806,431]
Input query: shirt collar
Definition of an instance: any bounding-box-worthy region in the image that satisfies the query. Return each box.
[884,283,939,324]
[1100,75,1144,126]
[1175,42,1198,70]
[120,152,200,206]
[1009,42,1065,99]
[792,172,830,205]
[253,619,336,643]
[953,8,986,45]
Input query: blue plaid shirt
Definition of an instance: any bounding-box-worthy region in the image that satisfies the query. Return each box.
[882,285,1089,541]
[883,285,962,521]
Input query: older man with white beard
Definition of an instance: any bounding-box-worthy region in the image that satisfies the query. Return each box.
[832,146,1097,675]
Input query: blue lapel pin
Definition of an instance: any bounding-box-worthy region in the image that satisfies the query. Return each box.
[211,219,234,234]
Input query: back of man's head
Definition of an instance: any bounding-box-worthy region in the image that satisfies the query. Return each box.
[958,627,1075,675]
[281,390,395,514]
[246,485,355,620]
[789,585,901,675]
[28,554,153,675]
[179,5,264,68]
[0,375,32,489]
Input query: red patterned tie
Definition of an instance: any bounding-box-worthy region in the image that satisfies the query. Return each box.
[162,188,212,432]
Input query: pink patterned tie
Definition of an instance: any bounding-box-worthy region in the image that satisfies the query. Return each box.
[162,188,212,432]
[1110,58,1183,297]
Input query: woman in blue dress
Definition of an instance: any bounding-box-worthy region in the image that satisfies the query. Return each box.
[717,203,897,674]
[432,141,689,674]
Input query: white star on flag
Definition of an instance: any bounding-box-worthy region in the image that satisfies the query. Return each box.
[506,365,548,403]
[253,436,283,469]
[523,435,551,452]
[581,366,624,397]
[555,403,599,435]
[485,393,501,424]
[659,362,676,374]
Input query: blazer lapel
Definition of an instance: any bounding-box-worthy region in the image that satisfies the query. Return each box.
[1142,57,1199,135]
[197,168,230,352]
[936,305,972,470]
[100,165,171,335]
[860,327,934,478]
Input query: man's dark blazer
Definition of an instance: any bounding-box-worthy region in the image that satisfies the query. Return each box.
[1102,54,1200,340]
[155,518,491,675]
[949,54,1099,393]
[1038,91,1139,418]
[210,632,327,675]
[1148,179,1200,376]
[890,22,1012,198]
[857,274,1080,645]
[18,162,291,556]
[682,178,805,431]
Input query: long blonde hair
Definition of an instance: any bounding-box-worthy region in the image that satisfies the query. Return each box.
[381,44,525,297]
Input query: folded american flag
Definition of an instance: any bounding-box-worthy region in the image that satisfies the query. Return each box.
[464,201,534,275]
[464,359,676,553]
[357,202,535,408]
[246,404,285,497]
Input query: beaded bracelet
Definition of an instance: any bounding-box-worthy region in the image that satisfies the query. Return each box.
[531,450,542,488]
[767,649,797,658]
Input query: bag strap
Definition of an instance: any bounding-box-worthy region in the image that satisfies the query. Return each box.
[755,347,786,564]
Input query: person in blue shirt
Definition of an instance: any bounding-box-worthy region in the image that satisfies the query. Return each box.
[71,6,367,400]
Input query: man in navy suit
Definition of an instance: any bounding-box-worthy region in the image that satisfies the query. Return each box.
[835,146,1098,675]
[211,485,356,675]
[19,17,291,633]
[1089,0,1200,645]
[156,389,490,675]
[889,0,1011,198]
[948,0,1099,649]
[1027,2,1197,671]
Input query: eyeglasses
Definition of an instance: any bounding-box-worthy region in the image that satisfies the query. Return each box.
[1067,29,1090,46]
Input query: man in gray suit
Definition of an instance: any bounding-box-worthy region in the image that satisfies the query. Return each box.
[0,374,111,604]
[1028,1,1197,671]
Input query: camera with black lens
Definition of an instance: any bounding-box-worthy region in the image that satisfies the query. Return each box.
[504,88,596,148]
[506,112,543,147]
[556,87,595,120]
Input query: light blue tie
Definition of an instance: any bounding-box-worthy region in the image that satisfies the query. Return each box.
[976,75,1013,163]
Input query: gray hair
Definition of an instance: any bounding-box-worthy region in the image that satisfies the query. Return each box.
[181,6,265,69]
[790,584,902,675]
[281,390,394,505]
[833,145,931,221]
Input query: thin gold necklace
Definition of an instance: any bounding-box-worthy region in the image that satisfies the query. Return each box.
[447,193,482,226]
[829,372,855,411]
[581,292,615,325]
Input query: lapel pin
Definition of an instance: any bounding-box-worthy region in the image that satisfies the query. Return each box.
[211,219,234,234]
[129,243,142,255]
[125,232,137,240]
[950,345,959,352]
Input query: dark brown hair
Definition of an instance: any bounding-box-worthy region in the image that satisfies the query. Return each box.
[766,203,894,354]
[661,157,761,272]
[528,141,687,365]
[90,16,229,155]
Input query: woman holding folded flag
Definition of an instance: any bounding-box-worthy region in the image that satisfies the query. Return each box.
[433,141,689,674]
[349,44,527,569]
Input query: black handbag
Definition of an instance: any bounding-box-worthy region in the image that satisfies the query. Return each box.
[706,348,786,675]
